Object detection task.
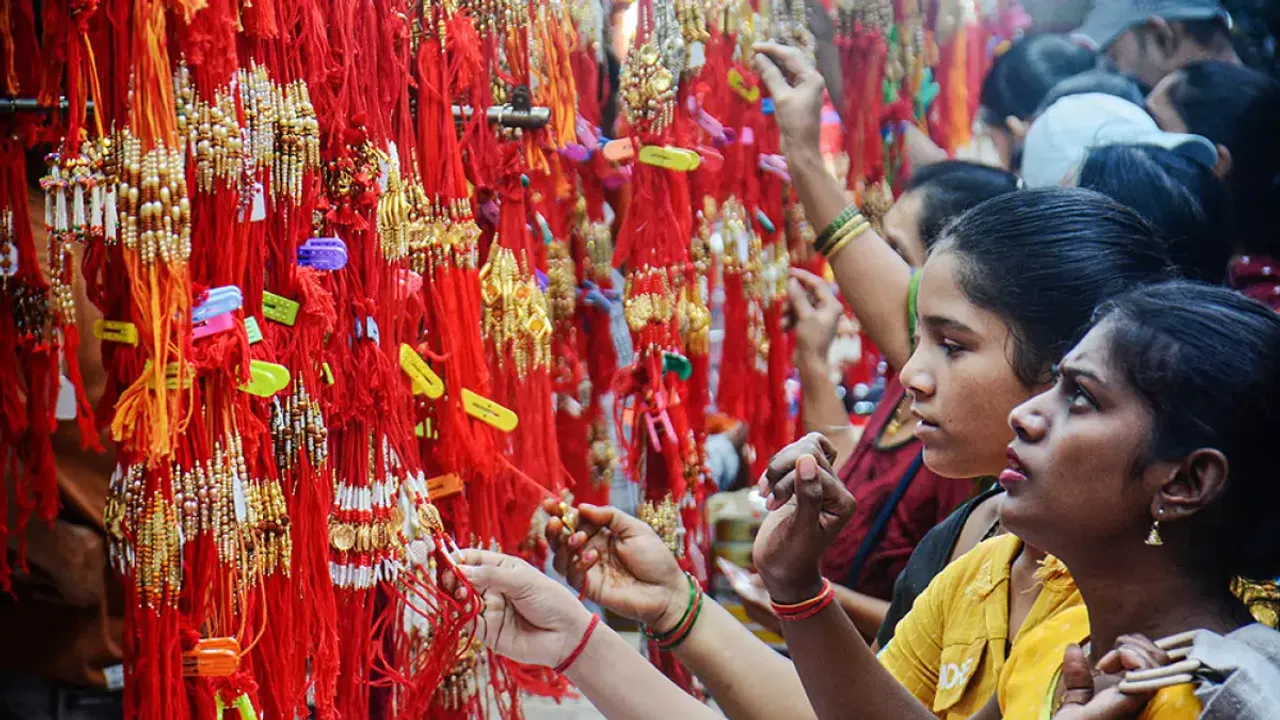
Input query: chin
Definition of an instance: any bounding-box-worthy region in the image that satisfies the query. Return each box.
[921,445,1002,481]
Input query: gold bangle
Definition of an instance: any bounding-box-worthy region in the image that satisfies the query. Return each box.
[816,218,866,255]
[823,222,871,259]
[814,212,865,254]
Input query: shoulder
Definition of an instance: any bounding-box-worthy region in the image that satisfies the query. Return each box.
[928,534,1022,605]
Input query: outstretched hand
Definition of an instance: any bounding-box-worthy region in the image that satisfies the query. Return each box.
[785,267,844,362]
[443,550,595,669]
[753,41,826,158]
[544,500,691,633]
[752,433,855,604]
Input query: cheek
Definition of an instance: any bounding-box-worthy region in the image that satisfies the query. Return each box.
[927,355,1023,475]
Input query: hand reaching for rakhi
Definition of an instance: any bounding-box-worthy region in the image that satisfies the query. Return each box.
[784,267,844,363]
[543,500,692,633]
[444,549,596,669]
[752,433,856,604]
[752,41,826,158]
[1053,634,1180,719]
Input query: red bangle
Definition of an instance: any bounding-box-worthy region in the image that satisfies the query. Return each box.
[555,614,600,674]
[770,580,835,622]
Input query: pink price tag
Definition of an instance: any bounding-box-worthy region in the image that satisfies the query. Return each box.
[193,312,237,340]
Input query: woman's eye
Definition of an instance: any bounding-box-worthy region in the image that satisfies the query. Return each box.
[939,339,964,358]
[1064,379,1098,411]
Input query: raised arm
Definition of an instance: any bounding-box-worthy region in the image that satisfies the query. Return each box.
[754,42,915,372]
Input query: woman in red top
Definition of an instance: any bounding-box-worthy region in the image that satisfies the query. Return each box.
[782,161,1017,637]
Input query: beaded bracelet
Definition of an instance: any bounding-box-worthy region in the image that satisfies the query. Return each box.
[643,573,703,650]
[770,579,835,623]
[823,221,871,260]
[814,206,862,250]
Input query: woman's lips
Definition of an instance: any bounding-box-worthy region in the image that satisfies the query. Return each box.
[1001,447,1029,488]
[911,406,941,438]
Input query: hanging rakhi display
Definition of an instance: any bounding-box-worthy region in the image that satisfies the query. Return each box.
[610,0,716,690]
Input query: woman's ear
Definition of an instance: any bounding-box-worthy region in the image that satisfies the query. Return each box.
[1152,448,1229,521]
[1142,16,1179,59]
[1213,144,1233,179]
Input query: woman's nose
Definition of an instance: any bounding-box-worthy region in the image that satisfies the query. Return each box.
[1009,401,1048,442]
[899,348,934,399]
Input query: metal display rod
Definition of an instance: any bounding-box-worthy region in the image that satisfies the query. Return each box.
[0,97,94,114]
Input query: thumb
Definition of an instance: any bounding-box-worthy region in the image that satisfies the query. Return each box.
[787,278,816,318]
[460,556,533,598]
[794,454,823,525]
[1058,644,1096,709]
[754,52,791,99]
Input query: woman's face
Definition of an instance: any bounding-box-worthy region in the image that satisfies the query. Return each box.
[882,190,928,267]
[999,322,1159,559]
[899,250,1040,478]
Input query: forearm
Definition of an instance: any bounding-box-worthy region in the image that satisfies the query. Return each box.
[832,583,890,641]
[566,623,723,720]
[781,599,935,720]
[788,148,914,371]
[674,596,817,720]
[797,354,858,470]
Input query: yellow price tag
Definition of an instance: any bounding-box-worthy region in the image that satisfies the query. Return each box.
[728,68,760,103]
[399,344,444,399]
[93,320,139,346]
[262,292,300,326]
[637,146,701,172]
[141,361,192,390]
[239,360,291,397]
[462,389,519,432]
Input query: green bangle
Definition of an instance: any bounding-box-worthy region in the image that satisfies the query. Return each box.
[815,206,862,249]
[644,573,699,642]
[658,589,704,650]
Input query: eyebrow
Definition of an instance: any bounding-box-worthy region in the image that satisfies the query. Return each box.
[1059,362,1105,386]
[921,315,976,335]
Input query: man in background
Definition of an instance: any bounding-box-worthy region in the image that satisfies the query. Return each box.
[1075,0,1241,89]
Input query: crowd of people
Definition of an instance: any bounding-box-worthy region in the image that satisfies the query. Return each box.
[436,2,1280,719]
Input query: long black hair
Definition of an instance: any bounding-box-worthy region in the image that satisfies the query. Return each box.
[905,161,1019,250]
[979,34,1098,127]
[1096,281,1280,583]
[934,187,1174,386]
[1227,84,1280,257]
[1165,61,1278,151]
[1078,144,1232,282]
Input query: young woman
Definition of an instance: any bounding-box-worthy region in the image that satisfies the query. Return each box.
[752,282,1280,719]
[786,161,1016,638]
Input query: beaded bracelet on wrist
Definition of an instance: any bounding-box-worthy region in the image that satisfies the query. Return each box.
[814,205,862,250]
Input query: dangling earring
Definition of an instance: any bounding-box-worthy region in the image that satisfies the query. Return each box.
[1145,507,1165,547]
[1145,520,1164,547]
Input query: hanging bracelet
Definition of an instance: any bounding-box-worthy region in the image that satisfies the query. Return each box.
[822,222,871,260]
[770,579,835,622]
[814,206,862,250]
[555,614,601,674]
[643,573,703,649]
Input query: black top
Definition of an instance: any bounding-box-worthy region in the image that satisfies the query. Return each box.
[875,486,1005,648]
